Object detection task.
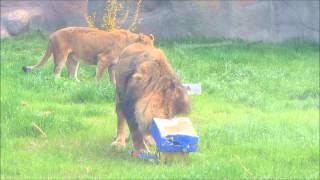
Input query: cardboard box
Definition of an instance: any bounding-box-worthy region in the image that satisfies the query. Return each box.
[150,118,199,152]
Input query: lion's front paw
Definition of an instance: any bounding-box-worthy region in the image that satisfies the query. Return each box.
[110,138,126,149]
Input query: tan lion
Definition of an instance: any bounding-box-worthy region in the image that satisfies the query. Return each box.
[111,42,191,151]
[22,27,154,82]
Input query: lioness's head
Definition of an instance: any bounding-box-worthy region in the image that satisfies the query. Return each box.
[137,33,155,46]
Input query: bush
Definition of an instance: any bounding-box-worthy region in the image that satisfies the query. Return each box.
[87,0,143,31]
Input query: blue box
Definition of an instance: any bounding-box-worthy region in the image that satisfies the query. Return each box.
[150,118,199,152]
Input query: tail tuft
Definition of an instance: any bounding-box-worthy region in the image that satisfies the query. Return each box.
[22,66,32,73]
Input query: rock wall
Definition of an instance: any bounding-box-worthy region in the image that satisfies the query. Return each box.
[1,0,319,42]
[88,0,319,42]
[1,0,87,39]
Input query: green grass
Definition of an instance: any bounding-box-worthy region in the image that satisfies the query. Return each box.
[1,33,319,179]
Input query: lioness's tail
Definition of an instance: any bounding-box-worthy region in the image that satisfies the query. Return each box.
[22,41,52,73]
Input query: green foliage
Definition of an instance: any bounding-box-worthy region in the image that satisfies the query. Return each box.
[87,0,143,31]
[1,34,319,179]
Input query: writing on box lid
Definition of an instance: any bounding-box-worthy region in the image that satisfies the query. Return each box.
[152,118,198,138]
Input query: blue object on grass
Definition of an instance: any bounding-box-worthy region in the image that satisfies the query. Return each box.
[138,152,157,161]
[150,118,199,152]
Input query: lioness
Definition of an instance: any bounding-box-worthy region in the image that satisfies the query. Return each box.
[22,27,154,82]
[111,42,190,151]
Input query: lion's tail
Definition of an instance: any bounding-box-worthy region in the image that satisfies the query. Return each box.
[22,40,53,73]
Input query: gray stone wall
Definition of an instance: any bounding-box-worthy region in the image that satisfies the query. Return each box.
[1,0,319,42]
[1,0,87,38]
[88,0,319,42]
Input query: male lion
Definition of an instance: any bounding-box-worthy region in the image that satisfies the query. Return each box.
[22,27,154,82]
[111,42,191,151]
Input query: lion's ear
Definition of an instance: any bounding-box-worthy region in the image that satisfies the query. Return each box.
[169,80,176,89]
[133,73,143,81]
[149,34,155,41]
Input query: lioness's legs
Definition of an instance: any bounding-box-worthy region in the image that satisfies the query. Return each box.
[66,57,80,82]
[108,63,117,84]
[96,60,108,81]
[53,49,70,78]
[96,52,116,82]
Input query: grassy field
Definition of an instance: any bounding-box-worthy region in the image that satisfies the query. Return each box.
[1,33,319,179]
